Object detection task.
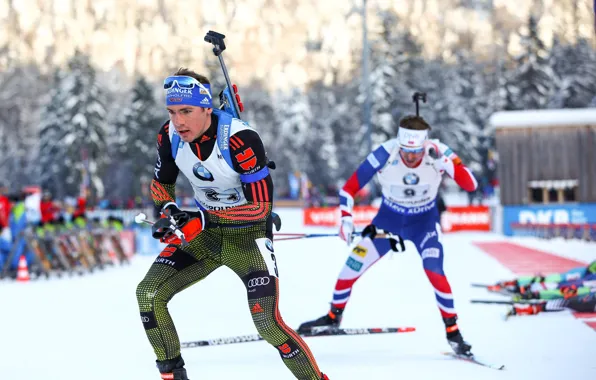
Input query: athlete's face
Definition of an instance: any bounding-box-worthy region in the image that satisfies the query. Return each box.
[399,146,424,168]
[167,105,212,142]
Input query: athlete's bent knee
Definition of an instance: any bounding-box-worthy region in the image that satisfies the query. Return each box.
[242,270,280,340]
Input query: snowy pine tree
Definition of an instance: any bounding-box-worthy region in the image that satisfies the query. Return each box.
[240,79,277,149]
[305,81,339,187]
[548,38,596,108]
[0,65,50,191]
[38,69,71,198]
[407,59,482,167]
[365,11,421,143]
[443,53,489,166]
[37,50,109,199]
[275,88,313,195]
[106,76,165,200]
[504,15,558,110]
[323,81,363,183]
[239,80,286,191]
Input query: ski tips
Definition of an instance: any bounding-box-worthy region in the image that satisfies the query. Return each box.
[442,352,506,370]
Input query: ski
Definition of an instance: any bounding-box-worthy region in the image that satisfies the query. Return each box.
[181,326,415,349]
[471,283,492,288]
[471,283,515,296]
[470,299,514,305]
[442,352,505,370]
[470,299,545,305]
[302,326,415,337]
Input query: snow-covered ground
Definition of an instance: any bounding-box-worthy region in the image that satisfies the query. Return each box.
[1,209,595,380]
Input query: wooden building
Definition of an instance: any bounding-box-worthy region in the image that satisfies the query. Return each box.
[489,108,596,206]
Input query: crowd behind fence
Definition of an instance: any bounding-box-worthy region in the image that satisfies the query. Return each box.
[0,220,136,280]
[3,203,595,281]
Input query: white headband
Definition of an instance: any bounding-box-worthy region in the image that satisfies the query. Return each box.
[398,128,428,148]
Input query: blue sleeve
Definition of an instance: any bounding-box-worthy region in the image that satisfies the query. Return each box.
[343,145,391,196]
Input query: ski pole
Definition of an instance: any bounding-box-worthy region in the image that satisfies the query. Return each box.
[274,229,401,240]
[134,212,153,225]
[273,232,349,241]
[274,229,406,251]
[181,326,415,349]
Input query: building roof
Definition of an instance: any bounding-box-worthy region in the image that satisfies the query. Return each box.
[489,108,596,129]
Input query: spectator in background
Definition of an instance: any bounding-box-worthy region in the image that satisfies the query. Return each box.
[485,150,498,198]
[9,192,34,271]
[0,185,11,271]
[288,171,300,200]
[467,162,484,206]
[0,228,10,272]
[40,192,59,224]
[307,185,324,207]
[22,187,42,225]
[135,196,144,208]
[72,196,87,220]
[63,197,77,220]
[97,198,111,210]
[0,184,10,230]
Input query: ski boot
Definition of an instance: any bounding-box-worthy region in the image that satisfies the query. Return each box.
[157,355,190,380]
[444,317,472,357]
[298,306,343,334]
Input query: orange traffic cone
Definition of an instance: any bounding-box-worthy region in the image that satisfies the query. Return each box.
[16,255,30,282]
[108,250,118,265]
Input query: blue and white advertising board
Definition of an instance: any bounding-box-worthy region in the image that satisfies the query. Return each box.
[502,203,596,236]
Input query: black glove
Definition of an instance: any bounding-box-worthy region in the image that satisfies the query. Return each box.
[161,203,190,227]
[155,205,207,246]
[151,217,176,240]
[361,224,377,239]
[428,146,440,159]
[161,203,207,228]
[388,235,406,252]
[361,224,405,252]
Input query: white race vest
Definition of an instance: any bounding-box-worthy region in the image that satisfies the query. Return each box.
[168,119,253,211]
[377,138,444,211]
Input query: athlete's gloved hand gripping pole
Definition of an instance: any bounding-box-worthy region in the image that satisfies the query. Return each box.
[136,205,282,247]
[135,203,207,247]
[134,211,189,246]
[360,224,406,252]
[339,204,405,252]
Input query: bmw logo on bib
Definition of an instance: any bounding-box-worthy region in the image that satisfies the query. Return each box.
[403,172,420,185]
[193,162,214,182]
[265,239,274,252]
